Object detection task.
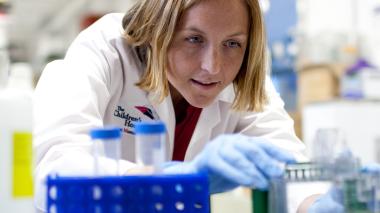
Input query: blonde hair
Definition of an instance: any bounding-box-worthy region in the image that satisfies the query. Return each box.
[123,0,268,112]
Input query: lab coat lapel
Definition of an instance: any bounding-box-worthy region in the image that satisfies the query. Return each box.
[196,101,221,140]
[191,84,234,145]
[185,85,234,160]
[187,100,221,157]
[148,93,176,161]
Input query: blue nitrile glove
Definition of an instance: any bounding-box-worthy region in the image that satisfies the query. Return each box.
[308,187,344,213]
[163,134,296,194]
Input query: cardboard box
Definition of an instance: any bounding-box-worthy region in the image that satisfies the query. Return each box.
[297,63,346,109]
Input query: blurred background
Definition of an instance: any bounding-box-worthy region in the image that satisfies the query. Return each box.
[0,0,137,76]
[1,0,380,212]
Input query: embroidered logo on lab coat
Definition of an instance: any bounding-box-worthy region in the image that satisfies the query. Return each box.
[113,105,156,134]
[135,106,154,119]
[114,106,141,134]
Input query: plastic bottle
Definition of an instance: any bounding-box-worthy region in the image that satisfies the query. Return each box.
[90,126,121,176]
[0,63,34,213]
[134,121,167,172]
[0,0,34,210]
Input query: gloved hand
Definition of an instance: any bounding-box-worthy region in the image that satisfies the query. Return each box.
[307,187,344,213]
[163,134,295,194]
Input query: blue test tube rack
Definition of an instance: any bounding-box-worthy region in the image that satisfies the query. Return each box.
[46,173,210,213]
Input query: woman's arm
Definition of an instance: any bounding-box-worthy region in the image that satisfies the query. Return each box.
[33,14,138,211]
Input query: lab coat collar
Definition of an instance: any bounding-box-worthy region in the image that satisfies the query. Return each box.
[187,84,235,157]
[216,84,235,103]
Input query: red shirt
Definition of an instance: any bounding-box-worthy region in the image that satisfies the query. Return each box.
[172,105,202,161]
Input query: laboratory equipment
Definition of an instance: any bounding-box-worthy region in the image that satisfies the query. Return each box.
[46,173,210,213]
[253,127,377,213]
[45,122,210,213]
[252,156,380,213]
[311,128,346,168]
[90,126,121,176]
[134,120,167,172]
[303,100,380,164]
[0,63,34,211]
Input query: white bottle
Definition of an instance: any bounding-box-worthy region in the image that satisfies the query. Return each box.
[0,62,34,213]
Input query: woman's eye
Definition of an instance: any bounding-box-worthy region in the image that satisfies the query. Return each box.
[186,36,203,44]
[225,40,242,48]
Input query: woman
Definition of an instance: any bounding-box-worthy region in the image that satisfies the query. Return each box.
[34,0,306,211]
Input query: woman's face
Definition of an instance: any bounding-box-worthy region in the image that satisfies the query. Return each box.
[167,0,249,108]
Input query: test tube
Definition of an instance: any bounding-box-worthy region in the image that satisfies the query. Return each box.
[90,126,121,176]
[134,121,166,172]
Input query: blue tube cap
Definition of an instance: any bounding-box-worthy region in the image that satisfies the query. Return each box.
[90,126,121,139]
[134,121,166,134]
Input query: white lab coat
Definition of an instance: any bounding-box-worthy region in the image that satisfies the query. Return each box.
[33,13,306,211]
